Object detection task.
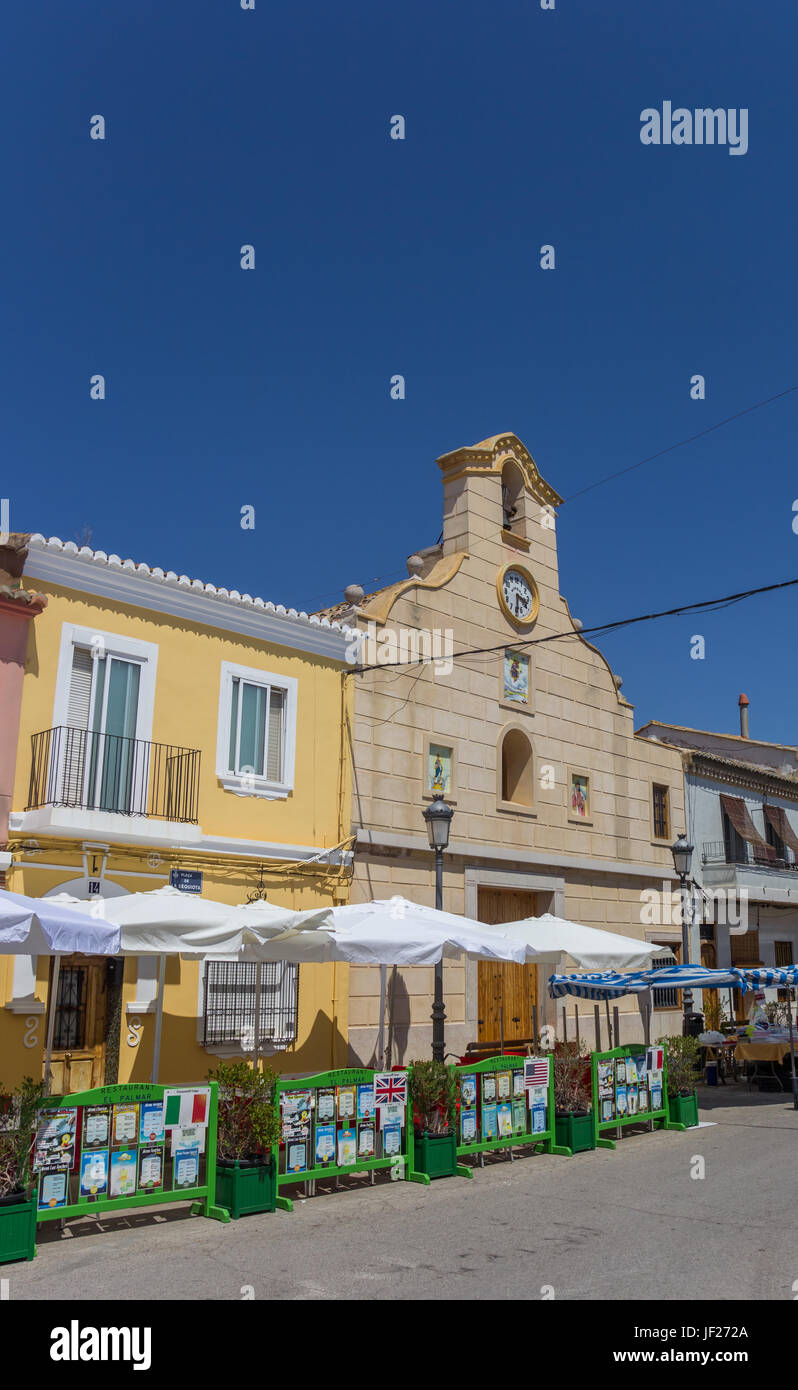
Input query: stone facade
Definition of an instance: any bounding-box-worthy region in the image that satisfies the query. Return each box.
[327,433,686,1062]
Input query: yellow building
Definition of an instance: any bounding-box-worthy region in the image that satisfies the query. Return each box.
[0,533,354,1090]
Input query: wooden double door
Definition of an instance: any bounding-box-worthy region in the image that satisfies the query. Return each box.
[46,954,109,1093]
[477,889,539,1043]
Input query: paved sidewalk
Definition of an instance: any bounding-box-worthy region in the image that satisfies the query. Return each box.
[5,1087,797,1301]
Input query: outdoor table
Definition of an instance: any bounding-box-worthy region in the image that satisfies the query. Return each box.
[735,1040,796,1092]
[701,1040,739,1085]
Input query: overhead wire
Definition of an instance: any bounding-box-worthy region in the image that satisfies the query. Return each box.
[349,575,798,675]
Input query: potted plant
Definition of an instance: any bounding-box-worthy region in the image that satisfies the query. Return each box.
[552,1042,594,1153]
[208,1061,280,1218]
[702,991,729,1034]
[0,1076,45,1264]
[660,1035,700,1127]
[409,1061,457,1178]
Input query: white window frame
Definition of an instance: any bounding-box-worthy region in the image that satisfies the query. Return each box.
[53,623,158,738]
[51,624,159,808]
[216,661,297,800]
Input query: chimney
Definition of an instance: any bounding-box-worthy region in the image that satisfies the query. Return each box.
[738,693,749,739]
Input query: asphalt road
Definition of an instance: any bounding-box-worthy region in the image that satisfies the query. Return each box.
[6,1086,797,1301]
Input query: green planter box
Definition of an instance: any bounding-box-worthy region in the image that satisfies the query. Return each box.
[413,1131,457,1179]
[215,1157,276,1219]
[668,1091,699,1127]
[555,1111,595,1153]
[0,1194,37,1265]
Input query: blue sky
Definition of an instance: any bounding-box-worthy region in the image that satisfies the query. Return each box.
[4,1,797,743]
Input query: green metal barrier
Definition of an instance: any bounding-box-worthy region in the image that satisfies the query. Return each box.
[453,1054,571,1170]
[34,1082,229,1225]
[273,1067,421,1212]
[590,1044,686,1150]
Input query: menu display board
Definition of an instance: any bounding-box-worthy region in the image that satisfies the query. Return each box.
[597,1051,659,1122]
[34,1083,212,1221]
[276,1070,409,1183]
[456,1060,551,1150]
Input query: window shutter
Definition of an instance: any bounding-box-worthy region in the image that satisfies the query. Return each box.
[228,678,240,772]
[266,687,284,781]
[61,646,93,804]
[67,646,93,728]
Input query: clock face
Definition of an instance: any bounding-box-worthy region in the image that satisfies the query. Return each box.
[501,568,536,622]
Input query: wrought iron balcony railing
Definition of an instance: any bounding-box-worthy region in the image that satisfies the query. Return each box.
[702,840,796,872]
[27,727,201,824]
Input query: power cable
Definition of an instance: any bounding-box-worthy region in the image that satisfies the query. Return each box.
[563,384,798,503]
[350,575,798,675]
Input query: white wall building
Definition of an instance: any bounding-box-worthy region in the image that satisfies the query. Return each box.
[637,701,798,1019]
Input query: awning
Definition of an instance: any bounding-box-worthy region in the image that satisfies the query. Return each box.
[763,804,798,857]
[719,794,777,859]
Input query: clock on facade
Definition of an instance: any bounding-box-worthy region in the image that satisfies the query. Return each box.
[496,563,540,627]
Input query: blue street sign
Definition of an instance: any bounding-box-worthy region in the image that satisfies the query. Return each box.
[170,870,203,895]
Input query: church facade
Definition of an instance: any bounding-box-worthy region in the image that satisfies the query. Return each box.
[327,432,686,1062]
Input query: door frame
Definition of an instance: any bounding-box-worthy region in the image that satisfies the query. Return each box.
[51,624,158,812]
[464,866,565,1044]
[45,953,110,1093]
[85,655,148,813]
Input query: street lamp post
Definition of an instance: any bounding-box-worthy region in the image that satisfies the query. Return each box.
[422,793,454,1063]
[671,832,695,1033]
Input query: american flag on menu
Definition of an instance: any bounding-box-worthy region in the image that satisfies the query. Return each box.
[524,1058,550,1089]
[374,1072,408,1105]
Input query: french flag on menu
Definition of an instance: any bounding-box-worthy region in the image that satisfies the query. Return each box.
[374,1072,407,1105]
[524,1058,549,1089]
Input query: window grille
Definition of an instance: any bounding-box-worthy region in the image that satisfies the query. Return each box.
[202,960,298,1048]
[53,966,88,1050]
[651,950,678,1010]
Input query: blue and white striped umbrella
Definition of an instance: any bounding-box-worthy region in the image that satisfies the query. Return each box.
[742,966,798,989]
[549,963,751,1001]
[548,971,649,1000]
[642,964,747,993]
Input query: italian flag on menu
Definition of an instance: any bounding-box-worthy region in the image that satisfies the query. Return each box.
[164,1088,210,1128]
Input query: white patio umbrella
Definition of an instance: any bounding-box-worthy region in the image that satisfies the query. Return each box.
[253,895,532,1063]
[250,897,530,965]
[0,888,121,1094]
[48,886,334,1080]
[0,887,120,956]
[484,913,663,971]
[97,886,333,956]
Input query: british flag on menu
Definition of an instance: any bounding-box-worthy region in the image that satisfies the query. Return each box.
[523,1057,550,1090]
[374,1072,408,1105]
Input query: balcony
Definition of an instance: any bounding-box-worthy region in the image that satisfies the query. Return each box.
[702,841,796,872]
[27,727,201,824]
[700,840,798,904]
